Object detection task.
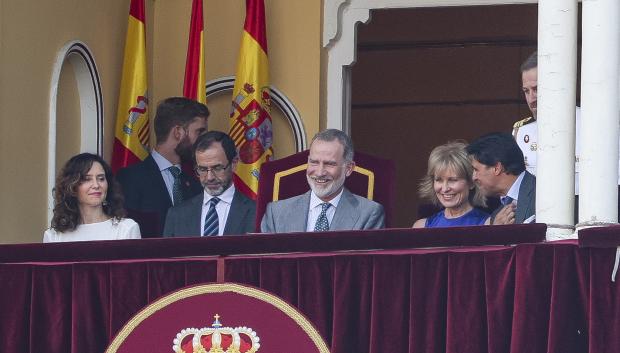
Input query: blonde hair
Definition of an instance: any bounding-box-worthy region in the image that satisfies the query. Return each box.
[418,141,486,207]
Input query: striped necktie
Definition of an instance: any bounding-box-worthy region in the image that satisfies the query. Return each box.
[168,166,183,206]
[203,197,220,236]
[314,202,331,232]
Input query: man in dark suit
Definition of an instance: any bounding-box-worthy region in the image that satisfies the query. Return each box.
[117,97,209,237]
[163,131,256,236]
[261,129,384,233]
[466,132,536,225]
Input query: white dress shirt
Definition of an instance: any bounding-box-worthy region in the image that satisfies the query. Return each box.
[151,150,182,202]
[200,184,235,236]
[306,189,344,232]
[503,171,526,205]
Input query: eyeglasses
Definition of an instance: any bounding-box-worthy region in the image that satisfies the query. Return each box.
[195,163,231,176]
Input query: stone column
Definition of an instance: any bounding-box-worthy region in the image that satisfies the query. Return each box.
[537,0,578,240]
[578,0,620,229]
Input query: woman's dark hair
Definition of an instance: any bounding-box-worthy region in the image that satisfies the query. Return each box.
[51,153,125,232]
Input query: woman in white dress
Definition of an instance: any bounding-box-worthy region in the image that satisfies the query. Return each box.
[43,153,141,242]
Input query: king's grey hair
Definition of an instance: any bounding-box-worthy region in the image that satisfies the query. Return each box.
[311,129,354,162]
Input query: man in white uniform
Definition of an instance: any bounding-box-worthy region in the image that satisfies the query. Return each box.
[511,51,620,194]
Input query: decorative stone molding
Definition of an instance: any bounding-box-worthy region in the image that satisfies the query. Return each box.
[48,40,103,223]
[322,0,537,132]
[323,0,350,49]
[206,76,307,152]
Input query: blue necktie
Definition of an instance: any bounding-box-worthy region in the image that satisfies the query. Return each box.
[314,203,331,232]
[168,166,183,206]
[501,196,514,206]
[203,197,220,236]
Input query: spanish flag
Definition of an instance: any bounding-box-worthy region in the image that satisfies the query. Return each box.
[230,0,273,200]
[111,0,149,173]
[183,0,206,104]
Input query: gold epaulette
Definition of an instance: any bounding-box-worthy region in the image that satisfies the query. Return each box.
[513,116,535,129]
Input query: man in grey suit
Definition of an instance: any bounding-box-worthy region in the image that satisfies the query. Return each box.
[163,131,256,236]
[261,129,385,233]
[466,132,536,225]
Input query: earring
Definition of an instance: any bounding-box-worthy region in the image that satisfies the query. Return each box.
[102,200,108,206]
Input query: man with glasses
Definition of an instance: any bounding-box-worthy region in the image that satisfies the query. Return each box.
[261,129,384,233]
[117,97,209,237]
[163,131,256,236]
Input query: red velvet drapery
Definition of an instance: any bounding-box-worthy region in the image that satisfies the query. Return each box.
[1,226,618,353]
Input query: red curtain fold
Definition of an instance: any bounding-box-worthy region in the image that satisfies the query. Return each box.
[446,251,488,353]
[109,262,150,336]
[511,244,555,352]
[296,257,335,345]
[331,255,374,353]
[224,258,261,286]
[0,265,32,353]
[409,253,449,353]
[483,248,516,353]
[546,245,589,353]
[258,258,300,306]
[222,245,615,353]
[588,248,620,353]
[31,265,74,352]
[0,259,218,353]
[369,256,411,353]
[72,263,112,351]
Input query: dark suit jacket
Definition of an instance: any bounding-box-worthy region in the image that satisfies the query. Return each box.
[163,190,256,237]
[116,154,202,237]
[491,171,536,224]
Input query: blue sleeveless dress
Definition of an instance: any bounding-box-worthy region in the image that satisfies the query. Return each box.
[425,208,489,228]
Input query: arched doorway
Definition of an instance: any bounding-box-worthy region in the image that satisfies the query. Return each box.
[48,40,104,223]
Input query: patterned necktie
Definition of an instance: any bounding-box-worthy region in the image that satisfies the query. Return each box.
[314,202,331,232]
[501,196,514,206]
[203,197,220,236]
[168,166,183,206]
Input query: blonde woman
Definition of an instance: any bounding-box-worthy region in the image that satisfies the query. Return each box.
[413,142,488,228]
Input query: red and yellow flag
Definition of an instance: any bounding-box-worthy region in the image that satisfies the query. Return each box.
[230,0,273,200]
[112,0,149,173]
[183,0,206,104]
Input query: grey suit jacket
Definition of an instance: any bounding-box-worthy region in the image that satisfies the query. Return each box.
[163,189,256,237]
[491,171,536,224]
[260,188,385,233]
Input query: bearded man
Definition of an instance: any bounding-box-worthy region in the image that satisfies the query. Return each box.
[260,129,385,233]
[163,131,256,237]
[117,97,209,237]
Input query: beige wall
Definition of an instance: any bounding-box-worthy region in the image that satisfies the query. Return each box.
[152,0,320,157]
[0,0,128,244]
[0,0,321,243]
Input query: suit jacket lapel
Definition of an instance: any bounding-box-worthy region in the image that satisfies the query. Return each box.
[516,172,535,223]
[224,191,249,235]
[181,171,200,199]
[188,194,203,236]
[290,191,311,232]
[331,189,359,230]
[145,155,173,207]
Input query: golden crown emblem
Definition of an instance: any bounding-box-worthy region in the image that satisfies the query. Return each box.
[173,314,260,353]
